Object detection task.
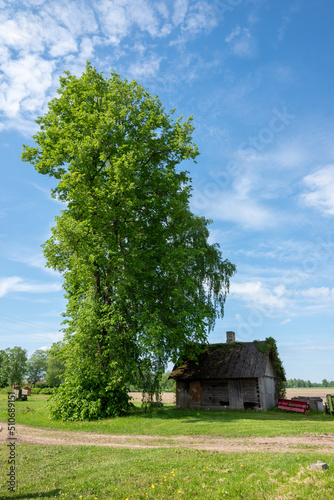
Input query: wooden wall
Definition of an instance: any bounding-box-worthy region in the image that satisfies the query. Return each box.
[202,380,229,407]
[177,378,263,410]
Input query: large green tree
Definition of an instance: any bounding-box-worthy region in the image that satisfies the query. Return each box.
[26,349,48,387]
[6,347,28,386]
[22,63,235,420]
[0,350,10,387]
[45,343,66,387]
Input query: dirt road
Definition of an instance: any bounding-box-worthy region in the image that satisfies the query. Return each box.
[1,423,333,454]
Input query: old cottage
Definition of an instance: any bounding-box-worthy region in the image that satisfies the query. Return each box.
[169,332,285,411]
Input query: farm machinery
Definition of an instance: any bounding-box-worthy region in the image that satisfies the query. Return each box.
[12,385,31,401]
[277,394,334,415]
[325,394,334,415]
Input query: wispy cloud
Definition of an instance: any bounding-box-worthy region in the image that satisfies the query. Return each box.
[225,26,257,58]
[182,1,217,34]
[0,276,62,297]
[191,170,275,230]
[230,281,289,311]
[172,0,188,26]
[278,2,302,41]
[301,164,334,215]
[128,54,163,79]
[299,343,334,352]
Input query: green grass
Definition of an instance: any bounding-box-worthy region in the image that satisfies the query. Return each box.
[1,395,334,499]
[1,444,333,499]
[1,395,333,438]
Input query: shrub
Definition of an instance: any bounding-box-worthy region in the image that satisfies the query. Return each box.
[0,385,12,394]
[49,382,133,421]
[35,382,50,389]
[39,387,54,395]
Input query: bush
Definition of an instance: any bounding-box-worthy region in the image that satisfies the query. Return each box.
[35,382,51,389]
[49,382,133,421]
[39,387,54,394]
[0,386,12,394]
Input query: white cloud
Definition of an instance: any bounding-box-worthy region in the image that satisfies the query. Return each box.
[300,286,334,301]
[97,0,166,44]
[302,165,334,215]
[280,318,291,325]
[225,26,257,58]
[128,54,163,79]
[0,276,62,297]
[0,52,55,119]
[182,1,217,34]
[172,0,188,26]
[0,0,179,128]
[191,173,274,230]
[225,26,241,43]
[230,281,288,310]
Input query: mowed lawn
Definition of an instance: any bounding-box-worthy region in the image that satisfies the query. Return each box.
[1,395,334,499]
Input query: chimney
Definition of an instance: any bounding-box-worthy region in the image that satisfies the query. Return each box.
[226,331,235,343]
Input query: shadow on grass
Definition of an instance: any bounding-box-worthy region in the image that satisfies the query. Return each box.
[124,405,329,423]
[3,490,60,499]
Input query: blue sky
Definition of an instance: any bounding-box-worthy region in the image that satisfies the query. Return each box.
[1,0,334,382]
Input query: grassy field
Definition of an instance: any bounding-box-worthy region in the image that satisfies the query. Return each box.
[1,394,333,438]
[1,395,333,499]
[1,444,333,499]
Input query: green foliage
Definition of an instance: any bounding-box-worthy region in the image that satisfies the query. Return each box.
[285,378,334,388]
[22,63,235,420]
[4,346,28,386]
[26,349,48,386]
[49,382,132,421]
[34,382,51,389]
[39,387,54,394]
[254,337,286,399]
[45,342,66,387]
[0,350,10,387]
[129,372,176,393]
[0,385,12,394]
[160,372,176,392]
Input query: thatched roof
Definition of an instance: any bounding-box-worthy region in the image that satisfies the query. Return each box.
[169,341,282,380]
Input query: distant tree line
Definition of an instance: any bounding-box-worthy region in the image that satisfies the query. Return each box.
[0,343,65,388]
[0,344,175,392]
[285,378,334,388]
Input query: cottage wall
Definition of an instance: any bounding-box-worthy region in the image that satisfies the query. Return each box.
[177,378,262,410]
[202,380,229,407]
[242,378,261,409]
[228,379,243,409]
[189,380,202,408]
[175,381,189,408]
[258,376,276,410]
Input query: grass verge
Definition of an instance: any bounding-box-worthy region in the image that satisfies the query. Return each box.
[1,444,333,499]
